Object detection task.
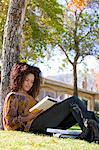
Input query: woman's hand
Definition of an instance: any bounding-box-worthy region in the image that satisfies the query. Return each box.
[29,109,43,120]
[22,109,43,122]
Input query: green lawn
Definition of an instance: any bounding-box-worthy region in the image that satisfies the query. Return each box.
[0,130,99,150]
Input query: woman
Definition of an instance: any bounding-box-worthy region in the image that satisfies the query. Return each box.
[3,62,99,142]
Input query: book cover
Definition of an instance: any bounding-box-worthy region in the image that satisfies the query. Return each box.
[46,128,81,135]
[46,128,81,138]
[29,96,57,113]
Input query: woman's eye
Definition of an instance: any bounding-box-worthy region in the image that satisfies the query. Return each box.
[25,79,28,82]
[26,79,30,83]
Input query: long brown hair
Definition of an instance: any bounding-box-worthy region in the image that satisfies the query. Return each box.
[10,62,42,98]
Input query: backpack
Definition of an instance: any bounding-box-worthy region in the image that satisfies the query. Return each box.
[79,119,99,144]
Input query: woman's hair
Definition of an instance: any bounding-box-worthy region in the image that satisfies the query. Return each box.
[10,62,42,98]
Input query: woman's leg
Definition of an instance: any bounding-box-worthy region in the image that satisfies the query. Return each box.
[29,96,97,133]
[30,97,75,133]
[57,113,77,130]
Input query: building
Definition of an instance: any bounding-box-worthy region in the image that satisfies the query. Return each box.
[47,70,99,93]
[39,78,99,112]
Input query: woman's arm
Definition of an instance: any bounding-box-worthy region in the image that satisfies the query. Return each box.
[21,109,43,123]
[3,94,43,130]
[3,94,22,130]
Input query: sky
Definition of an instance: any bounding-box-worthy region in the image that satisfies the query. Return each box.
[37,50,99,77]
[58,0,66,5]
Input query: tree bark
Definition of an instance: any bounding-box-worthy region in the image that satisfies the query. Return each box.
[0,0,27,129]
[73,63,78,96]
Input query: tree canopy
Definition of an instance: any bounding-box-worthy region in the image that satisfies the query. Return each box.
[51,0,99,95]
[0,0,64,61]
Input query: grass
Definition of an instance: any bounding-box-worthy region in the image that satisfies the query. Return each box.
[70,124,81,130]
[0,129,99,150]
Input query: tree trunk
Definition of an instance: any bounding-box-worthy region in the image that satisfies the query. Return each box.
[0,0,27,129]
[73,63,78,96]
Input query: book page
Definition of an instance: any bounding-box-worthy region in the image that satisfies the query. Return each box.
[29,96,56,113]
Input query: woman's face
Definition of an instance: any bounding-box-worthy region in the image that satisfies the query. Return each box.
[21,73,35,92]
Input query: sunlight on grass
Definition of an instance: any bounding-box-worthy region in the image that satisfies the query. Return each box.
[69,124,81,130]
[0,130,99,150]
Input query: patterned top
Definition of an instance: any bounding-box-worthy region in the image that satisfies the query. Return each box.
[3,92,37,131]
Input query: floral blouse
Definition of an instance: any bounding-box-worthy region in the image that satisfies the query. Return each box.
[3,92,37,131]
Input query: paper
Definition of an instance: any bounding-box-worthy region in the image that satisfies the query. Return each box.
[29,96,57,113]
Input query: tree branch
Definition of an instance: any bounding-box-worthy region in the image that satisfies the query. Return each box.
[80,27,92,41]
[58,44,73,65]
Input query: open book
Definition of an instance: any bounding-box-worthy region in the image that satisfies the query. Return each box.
[29,96,58,113]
